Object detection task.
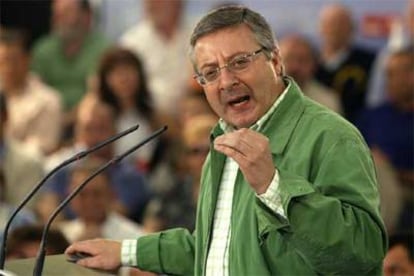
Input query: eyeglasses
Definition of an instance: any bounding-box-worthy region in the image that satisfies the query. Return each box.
[194,48,264,86]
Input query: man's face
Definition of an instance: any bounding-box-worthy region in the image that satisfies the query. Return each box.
[70,172,111,224]
[75,107,115,159]
[7,242,40,259]
[0,44,29,91]
[386,53,414,105]
[383,244,414,276]
[52,0,86,40]
[193,24,281,128]
[319,6,352,50]
[279,38,315,87]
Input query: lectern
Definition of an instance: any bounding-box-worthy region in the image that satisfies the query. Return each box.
[4,254,115,275]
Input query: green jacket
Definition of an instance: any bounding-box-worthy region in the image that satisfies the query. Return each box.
[136,79,387,275]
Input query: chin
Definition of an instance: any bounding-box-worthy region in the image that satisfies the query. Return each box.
[224,111,257,129]
[231,118,256,129]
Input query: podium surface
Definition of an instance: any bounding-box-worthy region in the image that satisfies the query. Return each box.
[5,254,115,275]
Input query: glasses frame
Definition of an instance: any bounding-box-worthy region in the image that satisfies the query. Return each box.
[194,47,264,86]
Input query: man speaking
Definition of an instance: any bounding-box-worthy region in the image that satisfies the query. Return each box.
[66,5,387,275]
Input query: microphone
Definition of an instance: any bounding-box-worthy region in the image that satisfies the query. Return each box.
[0,123,140,269]
[33,126,167,276]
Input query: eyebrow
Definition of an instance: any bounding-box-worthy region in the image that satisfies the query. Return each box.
[198,50,255,70]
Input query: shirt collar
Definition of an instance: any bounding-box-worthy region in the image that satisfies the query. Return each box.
[219,80,291,133]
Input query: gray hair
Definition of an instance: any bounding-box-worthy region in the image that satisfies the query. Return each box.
[189,5,277,70]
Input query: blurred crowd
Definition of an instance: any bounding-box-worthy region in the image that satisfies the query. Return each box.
[0,0,413,274]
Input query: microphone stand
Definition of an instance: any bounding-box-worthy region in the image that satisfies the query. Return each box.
[33,126,167,276]
[0,124,139,269]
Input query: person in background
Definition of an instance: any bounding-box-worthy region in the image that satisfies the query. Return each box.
[383,232,414,276]
[0,92,44,209]
[96,47,163,173]
[58,159,144,242]
[66,6,386,275]
[38,95,152,224]
[148,91,215,208]
[374,152,404,235]
[0,28,62,155]
[356,46,414,234]
[367,0,414,108]
[279,33,342,114]
[0,167,37,241]
[178,91,216,127]
[31,0,109,140]
[119,0,192,119]
[142,113,218,233]
[180,114,218,209]
[316,3,375,123]
[5,225,69,260]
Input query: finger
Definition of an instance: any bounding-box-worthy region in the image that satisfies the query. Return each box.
[65,244,80,255]
[215,129,262,153]
[214,143,246,164]
[214,136,251,156]
[77,256,100,268]
[65,241,95,255]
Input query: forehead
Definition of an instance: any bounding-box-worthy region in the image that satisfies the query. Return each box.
[321,6,351,23]
[70,171,109,188]
[193,24,258,64]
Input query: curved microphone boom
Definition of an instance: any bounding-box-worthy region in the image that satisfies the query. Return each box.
[0,123,140,269]
[33,125,167,276]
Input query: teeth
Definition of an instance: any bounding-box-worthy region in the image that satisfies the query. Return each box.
[230,96,249,105]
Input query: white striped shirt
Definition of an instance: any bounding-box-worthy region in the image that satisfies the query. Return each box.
[205,156,238,276]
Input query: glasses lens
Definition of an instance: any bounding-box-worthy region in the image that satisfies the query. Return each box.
[201,68,219,83]
[229,55,252,71]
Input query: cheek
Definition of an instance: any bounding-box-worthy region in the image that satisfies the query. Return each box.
[205,90,221,112]
[106,74,119,89]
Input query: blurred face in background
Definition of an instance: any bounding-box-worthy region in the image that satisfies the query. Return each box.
[279,36,315,87]
[179,93,215,126]
[144,0,182,31]
[106,63,139,102]
[383,244,414,276]
[52,0,89,41]
[0,43,29,92]
[386,51,414,107]
[6,241,39,259]
[319,4,353,51]
[183,114,217,180]
[75,99,116,159]
[69,170,112,224]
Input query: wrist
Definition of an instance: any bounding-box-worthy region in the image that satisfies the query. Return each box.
[121,239,138,266]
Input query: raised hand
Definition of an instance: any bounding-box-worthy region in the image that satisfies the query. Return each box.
[214,128,276,194]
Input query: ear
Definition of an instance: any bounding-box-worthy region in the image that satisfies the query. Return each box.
[270,46,284,76]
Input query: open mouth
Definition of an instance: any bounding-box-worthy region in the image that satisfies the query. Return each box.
[228,95,250,106]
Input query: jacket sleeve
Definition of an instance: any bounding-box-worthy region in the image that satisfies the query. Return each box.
[136,228,195,275]
[255,136,387,274]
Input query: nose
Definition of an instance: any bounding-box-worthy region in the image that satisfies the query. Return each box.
[218,66,239,92]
